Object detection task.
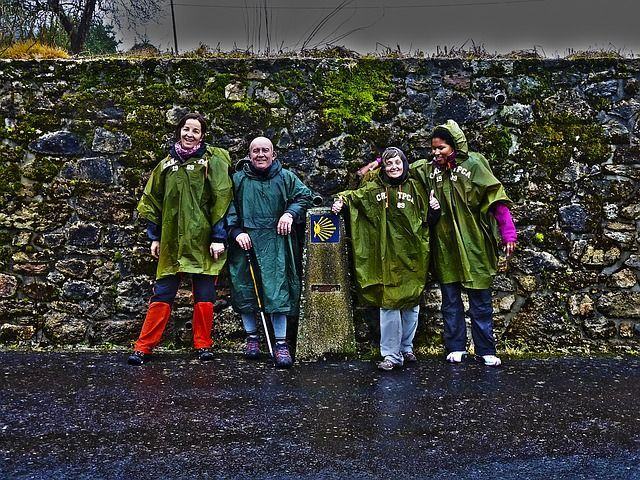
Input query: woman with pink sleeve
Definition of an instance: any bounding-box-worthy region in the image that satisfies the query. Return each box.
[411,120,517,366]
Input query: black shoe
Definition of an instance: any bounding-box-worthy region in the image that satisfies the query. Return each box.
[403,351,418,363]
[127,350,148,366]
[197,348,215,361]
[274,342,293,369]
[244,335,261,360]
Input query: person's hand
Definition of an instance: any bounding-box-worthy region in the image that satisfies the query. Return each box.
[210,242,225,260]
[277,212,294,235]
[236,233,252,250]
[504,241,516,257]
[150,240,160,259]
[356,159,381,177]
[332,198,344,214]
[429,190,440,210]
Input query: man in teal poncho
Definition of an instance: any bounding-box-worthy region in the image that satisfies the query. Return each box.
[226,137,313,368]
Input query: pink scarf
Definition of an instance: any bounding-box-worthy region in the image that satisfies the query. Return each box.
[174,141,203,161]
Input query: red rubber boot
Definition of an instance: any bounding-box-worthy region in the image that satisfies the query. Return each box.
[192,302,214,360]
[133,302,172,354]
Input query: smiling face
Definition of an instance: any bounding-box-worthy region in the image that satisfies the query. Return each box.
[180,119,203,149]
[431,137,454,163]
[249,137,275,170]
[384,155,404,179]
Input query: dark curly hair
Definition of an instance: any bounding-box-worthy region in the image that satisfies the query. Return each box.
[175,112,208,141]
[430,127,456,150]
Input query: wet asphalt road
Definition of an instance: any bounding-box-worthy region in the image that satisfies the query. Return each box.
[1,353,639,480]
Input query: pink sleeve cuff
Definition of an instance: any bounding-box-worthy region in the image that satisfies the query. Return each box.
[492,202,517,243]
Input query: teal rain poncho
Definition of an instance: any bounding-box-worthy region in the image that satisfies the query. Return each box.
[411,120,511,289]
[226,160,313,315]
[339,172,432,310]
[137,145,233,279]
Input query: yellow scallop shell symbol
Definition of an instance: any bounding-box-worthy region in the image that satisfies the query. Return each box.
[313,216,336,241]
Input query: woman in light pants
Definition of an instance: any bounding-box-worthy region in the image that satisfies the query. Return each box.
[333,147,440,371]
[379,306,420,367]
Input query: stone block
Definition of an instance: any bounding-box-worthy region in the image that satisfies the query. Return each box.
[254,87,280,105]
[165,106,190,124]
[63,281,99,301]
[568,294,594,316]
[55,258,90,279]
[584,316,617,339]
[625,255,640,269]
[511,248,563,274]
[620,204,640,220]
[0,323,35,342]
[28,130,84,156]
[610,269,637,288]
[516,275,537,292]
[12,263,49,276]
[22,281,58,301]
[102,226,136,247]
[0,274,18,297]
[619,321,634,338]
[497,294,516,312]
[224,82,245,101]
[62,157,114,184]
[91,319,141,345]
[499,103,533,126]
[597,292,640,318]
[559,204,591,233]
[92,127,131,153]
[67,223,100,246]
[43,312,87,344]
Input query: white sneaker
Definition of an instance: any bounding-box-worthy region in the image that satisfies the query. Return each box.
[446,351,467,363]
[481,355,502,367]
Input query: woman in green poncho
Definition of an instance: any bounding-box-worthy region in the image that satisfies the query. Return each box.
[332,147,441,371]
[127,113,233,366]
[411,120,517,367]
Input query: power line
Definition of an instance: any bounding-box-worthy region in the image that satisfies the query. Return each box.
[173,0,546,10]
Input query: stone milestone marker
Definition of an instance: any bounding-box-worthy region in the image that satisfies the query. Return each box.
[297,207,355,360]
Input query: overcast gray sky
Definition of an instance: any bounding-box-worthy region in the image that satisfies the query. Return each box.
[120,0,639,56]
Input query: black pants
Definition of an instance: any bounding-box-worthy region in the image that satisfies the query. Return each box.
[150,274,216,304]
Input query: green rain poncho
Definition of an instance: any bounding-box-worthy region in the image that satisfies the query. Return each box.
[137,145,233,279]
[412,120,511,289]
[226,160,313,315]
[339,173,432,310]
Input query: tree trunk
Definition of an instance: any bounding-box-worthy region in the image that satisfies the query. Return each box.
[48,0,97,54]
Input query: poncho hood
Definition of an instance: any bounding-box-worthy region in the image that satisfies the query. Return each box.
[433,119,469,159]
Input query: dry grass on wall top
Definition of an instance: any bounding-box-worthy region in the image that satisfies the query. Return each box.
[1,40,70,59]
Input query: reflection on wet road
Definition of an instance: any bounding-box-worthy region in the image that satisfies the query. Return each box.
[1,353,639,479]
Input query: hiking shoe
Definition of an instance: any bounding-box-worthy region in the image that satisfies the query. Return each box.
[274,342,293,369]
[446,351,468,363]
[127,350,148,366]
[245,336,260,360]
[477,354,502,367]
[403,351,417,363]
[197,348,215,361]
[377,358,402,371]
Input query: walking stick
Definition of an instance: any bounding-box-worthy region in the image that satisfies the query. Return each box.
[244,250,274,358]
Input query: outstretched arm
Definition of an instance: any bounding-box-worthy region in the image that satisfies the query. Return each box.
[492,202,517,257]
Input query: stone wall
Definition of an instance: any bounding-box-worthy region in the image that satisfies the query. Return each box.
[0,58,638,354]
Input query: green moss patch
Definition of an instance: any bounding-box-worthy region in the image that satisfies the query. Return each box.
[318,61,394,134]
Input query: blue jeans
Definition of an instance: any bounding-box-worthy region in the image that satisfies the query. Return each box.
[150,274,216,304]
[440,282,496,356]
[241,313,287,340]
[379,305,420,364]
